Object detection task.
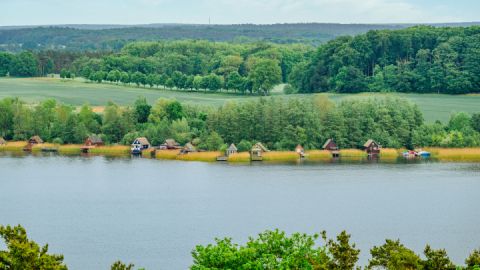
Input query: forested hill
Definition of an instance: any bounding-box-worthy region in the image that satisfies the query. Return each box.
[1,22,479,52]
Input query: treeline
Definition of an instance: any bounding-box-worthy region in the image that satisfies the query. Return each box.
[2,225,480,269]
[290,26,480,94]
[1,96,479,150]
[0,50,110,76]
[0,23,412,52]
[69,40,312,95]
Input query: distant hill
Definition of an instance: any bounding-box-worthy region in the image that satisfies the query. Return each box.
[1,22,479,52]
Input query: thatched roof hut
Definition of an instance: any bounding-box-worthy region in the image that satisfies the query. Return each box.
[0,137,5,145]
[181,142,196,154]
[29,135,43,144]
[84,135,104,146]
[253,142,269,152]
[161,139,181,149]
[132,137,151,149]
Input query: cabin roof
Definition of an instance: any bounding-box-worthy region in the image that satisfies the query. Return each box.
[364,139,378,148]
[295,144,304,150]
[29,135,43,144]
[88,135,103,144]
[0,137,5,144]
[253,142,268,152]
[322,139,334,149]
[227,143,237,151]
[134,137,150,145]
[183,142,196,151]
[164,139,179,147]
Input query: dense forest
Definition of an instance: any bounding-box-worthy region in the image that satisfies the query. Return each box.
[1,26,480,94]
[2,225,480,269]
[290,26,480,94]
[0,23,411,52]
[1,96,479,150]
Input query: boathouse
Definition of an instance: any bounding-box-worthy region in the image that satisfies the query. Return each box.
[363,139,381,155]
[295,144,305,157]
[250,142,268,161]
[323,138,340,157]
[226,144,238,156]
[160,139,180,150]
[132,137,151,150]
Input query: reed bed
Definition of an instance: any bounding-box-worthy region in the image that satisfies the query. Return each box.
[58,145,82,155]
[176,151,221,162]
[141,148,155,158]
[305,150,332,160]
[0,141,27,151]
[339,149,367,157]
[380,148,402,158]
[262,151,300,161]
[155,150,181,160]
[425,147,480,162]
[227,152,251,162]
[89,145,130,156]
[31,143,58,152]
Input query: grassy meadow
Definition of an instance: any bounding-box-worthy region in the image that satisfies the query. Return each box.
[1,77,479,122]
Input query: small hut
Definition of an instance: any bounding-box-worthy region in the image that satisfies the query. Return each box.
[323,139,340,157]
[363,139,381,156]
[0,137,5,145]
[160,139,180,150]
[84,135,104,147]
[295,144,305,157]
[250,142,268,161]
[131,137,151,154]
[226,144,238,156]
[29,135,43,144]
[181,142,196,154]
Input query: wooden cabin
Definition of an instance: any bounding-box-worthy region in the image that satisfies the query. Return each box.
[295,144,305,157]
[29,135,43,144]
[226,144,238,156]
[160,139,181,150]
[250,142,268,161]
[0,137,5,145]
[363,139,381,156]
[323,139,340,157]
[180,142,196,154]
[84,135,104,147]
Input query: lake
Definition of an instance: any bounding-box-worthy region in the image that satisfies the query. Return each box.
[0,154,479,269]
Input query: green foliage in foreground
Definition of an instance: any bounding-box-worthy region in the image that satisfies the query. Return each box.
[0,225,67,270]
[2,225,480,270]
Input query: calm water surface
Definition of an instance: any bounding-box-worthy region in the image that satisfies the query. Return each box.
[0,154,479,269]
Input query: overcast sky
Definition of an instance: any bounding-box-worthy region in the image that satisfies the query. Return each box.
[1,0,479,26]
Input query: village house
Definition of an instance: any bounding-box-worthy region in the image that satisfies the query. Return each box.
[250,142,268,161]
[160,139,181,150]
[363,139,381,156]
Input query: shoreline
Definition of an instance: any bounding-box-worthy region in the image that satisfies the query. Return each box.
[1,142,480,163]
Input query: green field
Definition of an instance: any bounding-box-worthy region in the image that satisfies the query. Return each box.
[0,77,479,122]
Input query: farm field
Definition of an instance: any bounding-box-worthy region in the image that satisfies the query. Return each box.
[0,77,479,122]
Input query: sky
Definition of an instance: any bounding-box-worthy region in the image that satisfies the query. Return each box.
[1,0,479,26]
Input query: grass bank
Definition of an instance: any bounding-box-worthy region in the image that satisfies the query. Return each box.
[425,148,480,162]
[0,141,27,151]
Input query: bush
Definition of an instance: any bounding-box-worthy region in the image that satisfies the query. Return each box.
[52,137,64,144]
[283,84,297,95]
[237,139,252,152]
